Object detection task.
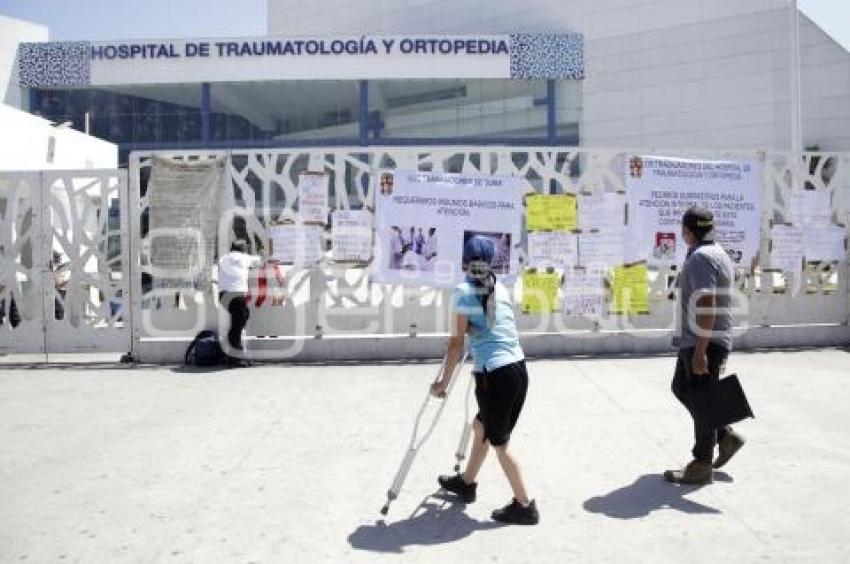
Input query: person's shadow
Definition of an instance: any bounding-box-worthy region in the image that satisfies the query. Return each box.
[583,473,730,519]
[348,492,504,554]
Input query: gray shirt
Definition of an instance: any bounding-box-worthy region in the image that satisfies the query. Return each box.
[673,242,734,351]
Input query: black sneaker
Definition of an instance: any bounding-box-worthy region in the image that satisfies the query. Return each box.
[438,473,477,503]
[492,499,539,525]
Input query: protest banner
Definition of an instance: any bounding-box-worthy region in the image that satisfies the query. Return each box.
[373,171,523,287]
[625,156,760,267]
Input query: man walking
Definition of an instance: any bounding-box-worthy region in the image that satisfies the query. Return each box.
[664,207,746,485]
[217,239,262,367]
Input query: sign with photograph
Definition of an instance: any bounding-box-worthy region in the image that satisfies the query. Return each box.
[373,171,523,287]
[625,156,760,267]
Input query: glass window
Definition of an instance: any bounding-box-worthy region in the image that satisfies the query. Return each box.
[555,79,582,144]
[30,84,202,146]
[210,81,360,142]
[371,79,548,140]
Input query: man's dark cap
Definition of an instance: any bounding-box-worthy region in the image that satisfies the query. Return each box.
[682,206,715,240]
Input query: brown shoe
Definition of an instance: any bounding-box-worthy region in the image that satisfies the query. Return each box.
[714,432,746,469]
[664,460,713,485]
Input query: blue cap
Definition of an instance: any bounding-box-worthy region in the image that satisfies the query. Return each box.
[463,236,495,265]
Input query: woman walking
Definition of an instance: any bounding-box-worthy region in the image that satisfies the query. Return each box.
[430,236,539,525]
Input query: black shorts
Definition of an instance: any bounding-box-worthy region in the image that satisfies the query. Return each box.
[474,360,528,447]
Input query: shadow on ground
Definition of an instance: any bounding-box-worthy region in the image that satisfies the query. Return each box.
[583,473,730,519]
[348,492,504,554]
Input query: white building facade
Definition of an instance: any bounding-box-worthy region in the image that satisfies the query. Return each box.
[7,0,850,164]
[0,14,48,109]
[269,0,850,152]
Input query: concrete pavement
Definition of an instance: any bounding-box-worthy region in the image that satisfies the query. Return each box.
[1,348,849,563]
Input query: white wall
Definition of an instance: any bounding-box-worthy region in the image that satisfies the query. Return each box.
[800,15,850,151]
[0,14,48,109]
[267,0,850,151]
[0,104,117,171]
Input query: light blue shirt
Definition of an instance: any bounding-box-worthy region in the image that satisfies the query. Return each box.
[452,281,525,373]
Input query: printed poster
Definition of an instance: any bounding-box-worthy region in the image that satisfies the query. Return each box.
[625,156,760,267]
[373,171,523,288]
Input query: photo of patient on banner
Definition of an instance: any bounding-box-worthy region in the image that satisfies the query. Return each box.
[389,226,438,271]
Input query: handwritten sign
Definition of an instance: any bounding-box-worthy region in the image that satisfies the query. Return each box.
[611,263,649,314]
[521,270,560,314]
[526,194,577,231]
[298,173,329,224]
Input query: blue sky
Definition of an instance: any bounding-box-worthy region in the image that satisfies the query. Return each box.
[0,0,847,51]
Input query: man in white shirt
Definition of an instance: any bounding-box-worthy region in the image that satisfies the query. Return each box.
[218,239,262,366]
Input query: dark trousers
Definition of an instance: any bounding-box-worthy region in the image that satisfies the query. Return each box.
[0,297,21,327]
[671,342,731,464]
[219,292,249,355]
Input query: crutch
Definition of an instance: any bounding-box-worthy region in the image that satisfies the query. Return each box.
[452,373,475,472]
[380,349,469,516]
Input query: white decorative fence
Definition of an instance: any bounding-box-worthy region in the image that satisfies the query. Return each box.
[2,147,848,361]
[0,170,130,356]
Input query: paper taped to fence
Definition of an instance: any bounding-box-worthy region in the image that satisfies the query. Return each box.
[803,225,846,263]
[331,210,373,262]
[578,229,626,270]
[563,268,605,318]
[578,191,625,232]
[373,171,523,288]
[611,263,649,314]
[769,224,804,274]
[521,270,560,314]
[298,173,329,224]
[148,156,224,290]
[625,156,760,267]
[790,189,831,227]
[270,224,323,265]
[527,231,578,269]
[526,194,577,231]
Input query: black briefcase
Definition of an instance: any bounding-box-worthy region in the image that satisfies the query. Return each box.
[693,373,755,429]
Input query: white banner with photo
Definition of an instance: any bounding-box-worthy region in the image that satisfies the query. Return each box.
[625,156,760,267]
[373,171,523,288]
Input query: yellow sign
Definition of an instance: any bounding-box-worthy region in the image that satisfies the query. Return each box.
[611,264,650,314]
[522,270,560,314]
[526,194,577,231]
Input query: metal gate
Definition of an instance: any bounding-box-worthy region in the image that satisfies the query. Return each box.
[0,170,131,356]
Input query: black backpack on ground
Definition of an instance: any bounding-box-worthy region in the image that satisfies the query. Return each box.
[185,330,224,366]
